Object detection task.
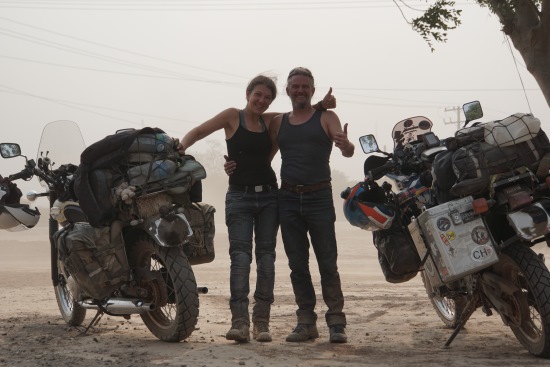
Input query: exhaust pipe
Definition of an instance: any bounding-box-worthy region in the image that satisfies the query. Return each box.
[80,298,155,315]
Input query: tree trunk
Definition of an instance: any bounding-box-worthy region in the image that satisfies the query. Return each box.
[489,0,550,108]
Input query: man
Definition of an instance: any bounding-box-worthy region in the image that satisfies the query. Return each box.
[269,67,354,343]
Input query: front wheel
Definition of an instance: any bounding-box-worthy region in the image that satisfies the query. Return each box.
[54,259,87,326]
[133,236,199,342]
[420,270,468,328]
[492,245,550,358]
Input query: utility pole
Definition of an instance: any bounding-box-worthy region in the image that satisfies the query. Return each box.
[444,106,463,131]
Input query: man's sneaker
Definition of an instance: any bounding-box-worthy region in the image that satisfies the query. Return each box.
[329,324,347,343]
[253,322,272,342]
[285,323,319,342]
[226,321,250,342]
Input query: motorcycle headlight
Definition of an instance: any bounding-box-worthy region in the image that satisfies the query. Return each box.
[148,213,193,247]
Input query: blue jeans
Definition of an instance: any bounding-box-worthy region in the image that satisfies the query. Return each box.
[278,188,346,327]
[225,189,278,325]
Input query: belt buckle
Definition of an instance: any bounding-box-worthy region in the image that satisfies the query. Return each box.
[254,185,263,193]
[295,185,304,194]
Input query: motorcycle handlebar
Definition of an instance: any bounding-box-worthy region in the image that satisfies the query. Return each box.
[8,168,33,181]
[366,161,396,181]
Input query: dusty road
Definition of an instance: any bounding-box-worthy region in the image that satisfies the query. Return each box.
[1,218,549,367]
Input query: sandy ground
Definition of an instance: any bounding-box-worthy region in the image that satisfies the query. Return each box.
[1,215,550,367]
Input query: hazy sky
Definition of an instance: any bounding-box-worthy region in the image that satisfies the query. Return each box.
[1,1,549,195]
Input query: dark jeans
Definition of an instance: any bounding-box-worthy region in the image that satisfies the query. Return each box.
[278,187,346,327]
[225,189,278,325]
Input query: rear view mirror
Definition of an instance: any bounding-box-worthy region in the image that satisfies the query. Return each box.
[359,135,379,154]
[463,101,483,125]
[0,143,21,158]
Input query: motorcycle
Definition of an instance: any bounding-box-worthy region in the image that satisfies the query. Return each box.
[0,146,40,231]
[0,120,215,342]
[341,102,550,357]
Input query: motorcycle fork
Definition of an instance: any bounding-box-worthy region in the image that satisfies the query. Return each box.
[48,192,59,287]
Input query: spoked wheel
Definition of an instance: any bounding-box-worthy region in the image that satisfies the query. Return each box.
[133,236,199,342]
[420,270,468,328]
[492,245,550,358]
[53,259,86,326]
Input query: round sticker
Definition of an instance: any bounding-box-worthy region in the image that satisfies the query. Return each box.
[418,120,432,130]
[437,217,451,231]
[471,226,489,245]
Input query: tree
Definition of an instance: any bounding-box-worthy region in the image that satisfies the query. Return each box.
[397,0,550,108]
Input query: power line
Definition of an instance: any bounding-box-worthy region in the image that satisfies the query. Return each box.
[0,0,473,11]
[0,26,237,83]
[505,35,533,113]
[0,15,248,80]
[0,83,143,126]
[0,53,243,86]
[0,86,195,124]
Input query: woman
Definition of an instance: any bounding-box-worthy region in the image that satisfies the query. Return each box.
[178,74,334,343]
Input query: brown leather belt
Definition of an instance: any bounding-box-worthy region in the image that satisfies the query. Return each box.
[281,181,331,194]
[228,183,277,193]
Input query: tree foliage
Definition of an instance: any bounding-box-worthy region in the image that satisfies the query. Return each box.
[398,0,550,108]
[405,0,462,51]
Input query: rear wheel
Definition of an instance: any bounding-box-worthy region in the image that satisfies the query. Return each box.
[492,245,550,358]
[133,236,199,342]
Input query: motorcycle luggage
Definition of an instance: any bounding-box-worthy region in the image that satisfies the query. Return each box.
[55,220,130,300]
[449,130,550,197]
[430,150,458,204]
[483,113,540,147]
[74,127,168,227]
[409,196,499,285]
[127,133,175,163]
[453,113,540,148]
[127,159,177,186]
[133,156,207,197]
[372,221,421,283]
[181,202,216,265]
[87,168,123,226]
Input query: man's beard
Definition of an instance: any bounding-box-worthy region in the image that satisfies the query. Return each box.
[293,100,308,110]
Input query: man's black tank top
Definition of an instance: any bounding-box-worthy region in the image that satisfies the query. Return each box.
[278,109,332,185]
[226,110,277,186]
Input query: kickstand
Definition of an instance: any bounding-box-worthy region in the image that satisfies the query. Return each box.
[443,298,476,348]
[81,310,104,335]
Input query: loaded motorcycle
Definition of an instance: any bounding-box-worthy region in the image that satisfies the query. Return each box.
[0,120,215,342]
[341,102,550,357]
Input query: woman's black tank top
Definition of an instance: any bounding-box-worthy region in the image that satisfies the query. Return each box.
[225,110,277,186]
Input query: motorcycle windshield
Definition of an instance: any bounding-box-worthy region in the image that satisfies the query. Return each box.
[392,116,433,150]
[37,120,86,187]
